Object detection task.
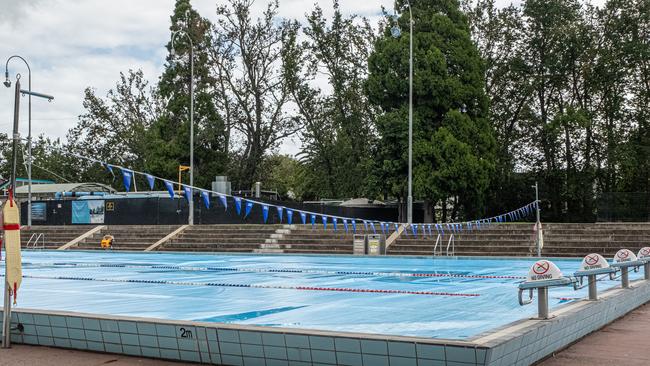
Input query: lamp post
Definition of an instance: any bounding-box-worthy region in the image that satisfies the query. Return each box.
[2,74,53,348]
[533,181,542,257]
[171,30,195,226]
[391,1,413,224]
[4,56,32,226]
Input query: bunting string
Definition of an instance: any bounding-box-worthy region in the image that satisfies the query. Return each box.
[41,143,540,232]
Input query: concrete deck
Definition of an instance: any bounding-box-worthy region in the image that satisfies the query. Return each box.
[538,302,650,365]
[0,344,195,365]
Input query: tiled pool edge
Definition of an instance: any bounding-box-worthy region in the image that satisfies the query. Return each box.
[474,278,650,366]
[1,279,649,366]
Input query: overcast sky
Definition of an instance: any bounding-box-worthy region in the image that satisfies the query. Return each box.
[0,0,602,157]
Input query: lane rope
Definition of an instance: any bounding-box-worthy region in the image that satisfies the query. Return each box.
[15,262,525,280]
[8,274,481,297]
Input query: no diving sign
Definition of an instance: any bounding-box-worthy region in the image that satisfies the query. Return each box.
[527,260,562,282]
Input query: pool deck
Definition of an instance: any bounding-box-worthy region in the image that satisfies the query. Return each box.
[538,301,650,366]
[0,344,195,366]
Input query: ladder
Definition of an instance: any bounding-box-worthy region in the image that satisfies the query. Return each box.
[26,233,45,249]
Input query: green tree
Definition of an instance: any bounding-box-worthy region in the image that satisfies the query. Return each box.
[147,0,229,189]
[65,69,160,188]
[367,0,495,221]
[284,0,378,199]
[209,0,300,190]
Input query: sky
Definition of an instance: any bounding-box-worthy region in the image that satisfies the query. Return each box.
[0,0,603,157]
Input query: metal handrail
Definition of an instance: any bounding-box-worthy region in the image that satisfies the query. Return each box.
[433,234,442,256]
[26,233,44,249]
[446,234,455,256]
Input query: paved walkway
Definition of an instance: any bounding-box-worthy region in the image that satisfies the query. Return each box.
[0,344,195,366]
[539,302,650,365]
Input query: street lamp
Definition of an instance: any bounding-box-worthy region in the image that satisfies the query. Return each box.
[170,29,195,225]
[4,55,33,226]
[392,1,414,224]
[532,181,542,257]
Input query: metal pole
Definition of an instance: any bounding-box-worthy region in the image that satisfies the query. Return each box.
[3,77,21,348]
[4,56,32,226]
[537,287,549,319]
[644,263,649,280]
[407,1,413,225]
[621,267,629,288]
[188,47,194,226]
[27,72,32,227]
[535,181,541,257]
[588,274,598,300]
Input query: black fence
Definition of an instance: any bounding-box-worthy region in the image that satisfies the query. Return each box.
[597,192,650,222]
[21,197,400,226]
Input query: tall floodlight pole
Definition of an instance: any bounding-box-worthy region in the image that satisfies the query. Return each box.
[391,0,413,224]
[2,74,53,348]
[171,30,195,225]
[3,75,21,348]
[536,183,541,257]
[4,56,32,226]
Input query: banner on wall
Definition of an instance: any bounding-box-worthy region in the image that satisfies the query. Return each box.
[30,202,47,221]
[72,200,105,224]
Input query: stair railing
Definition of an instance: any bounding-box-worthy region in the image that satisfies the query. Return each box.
[26,233,45,249]
[433,234,442,256]
[446,234,455,256]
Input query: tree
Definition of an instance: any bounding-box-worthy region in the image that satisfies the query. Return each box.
[367,0,496,221]
[147,0,229,189]
[209,0,300,190]
[284,1,378,199]
[65,69,160,187]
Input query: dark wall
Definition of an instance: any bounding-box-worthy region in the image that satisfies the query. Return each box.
[21,197,400,226]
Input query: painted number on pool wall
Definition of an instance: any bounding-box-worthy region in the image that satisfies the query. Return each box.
[179,327,193,338]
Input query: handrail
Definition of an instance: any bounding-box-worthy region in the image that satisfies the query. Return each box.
[446,234,455,256]
[26,233,44,249]
[433,234,442,256]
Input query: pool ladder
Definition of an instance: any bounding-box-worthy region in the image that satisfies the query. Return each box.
[26,233,45,249]
[433,234,455,256]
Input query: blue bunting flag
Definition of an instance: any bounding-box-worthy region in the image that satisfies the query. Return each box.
[234,197,242,215]
[276,206,283,223]
[164,181,174,199]
[121,169,133,192]
[218,195,227,210]
[183,186,191,203]
[201,191,210,209]
[244,201,253,218]
[262,205,269,223]
[146,174,155,190]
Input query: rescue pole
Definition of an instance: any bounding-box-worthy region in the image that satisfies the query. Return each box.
[2,76,23,348]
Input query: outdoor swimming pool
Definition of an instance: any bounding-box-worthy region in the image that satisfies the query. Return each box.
[6,251,641,340]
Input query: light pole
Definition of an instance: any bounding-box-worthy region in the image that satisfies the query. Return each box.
[2,73,53,348]
[4,56,32,226]
[171,30,195,225]
[533,181,542,257]
[391,1,413,224]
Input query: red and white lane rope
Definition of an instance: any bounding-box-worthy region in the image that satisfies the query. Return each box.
[18,262,525,280]
[10,274,482,297]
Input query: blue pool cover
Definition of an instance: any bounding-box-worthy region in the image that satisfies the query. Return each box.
[4,251,641,339]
